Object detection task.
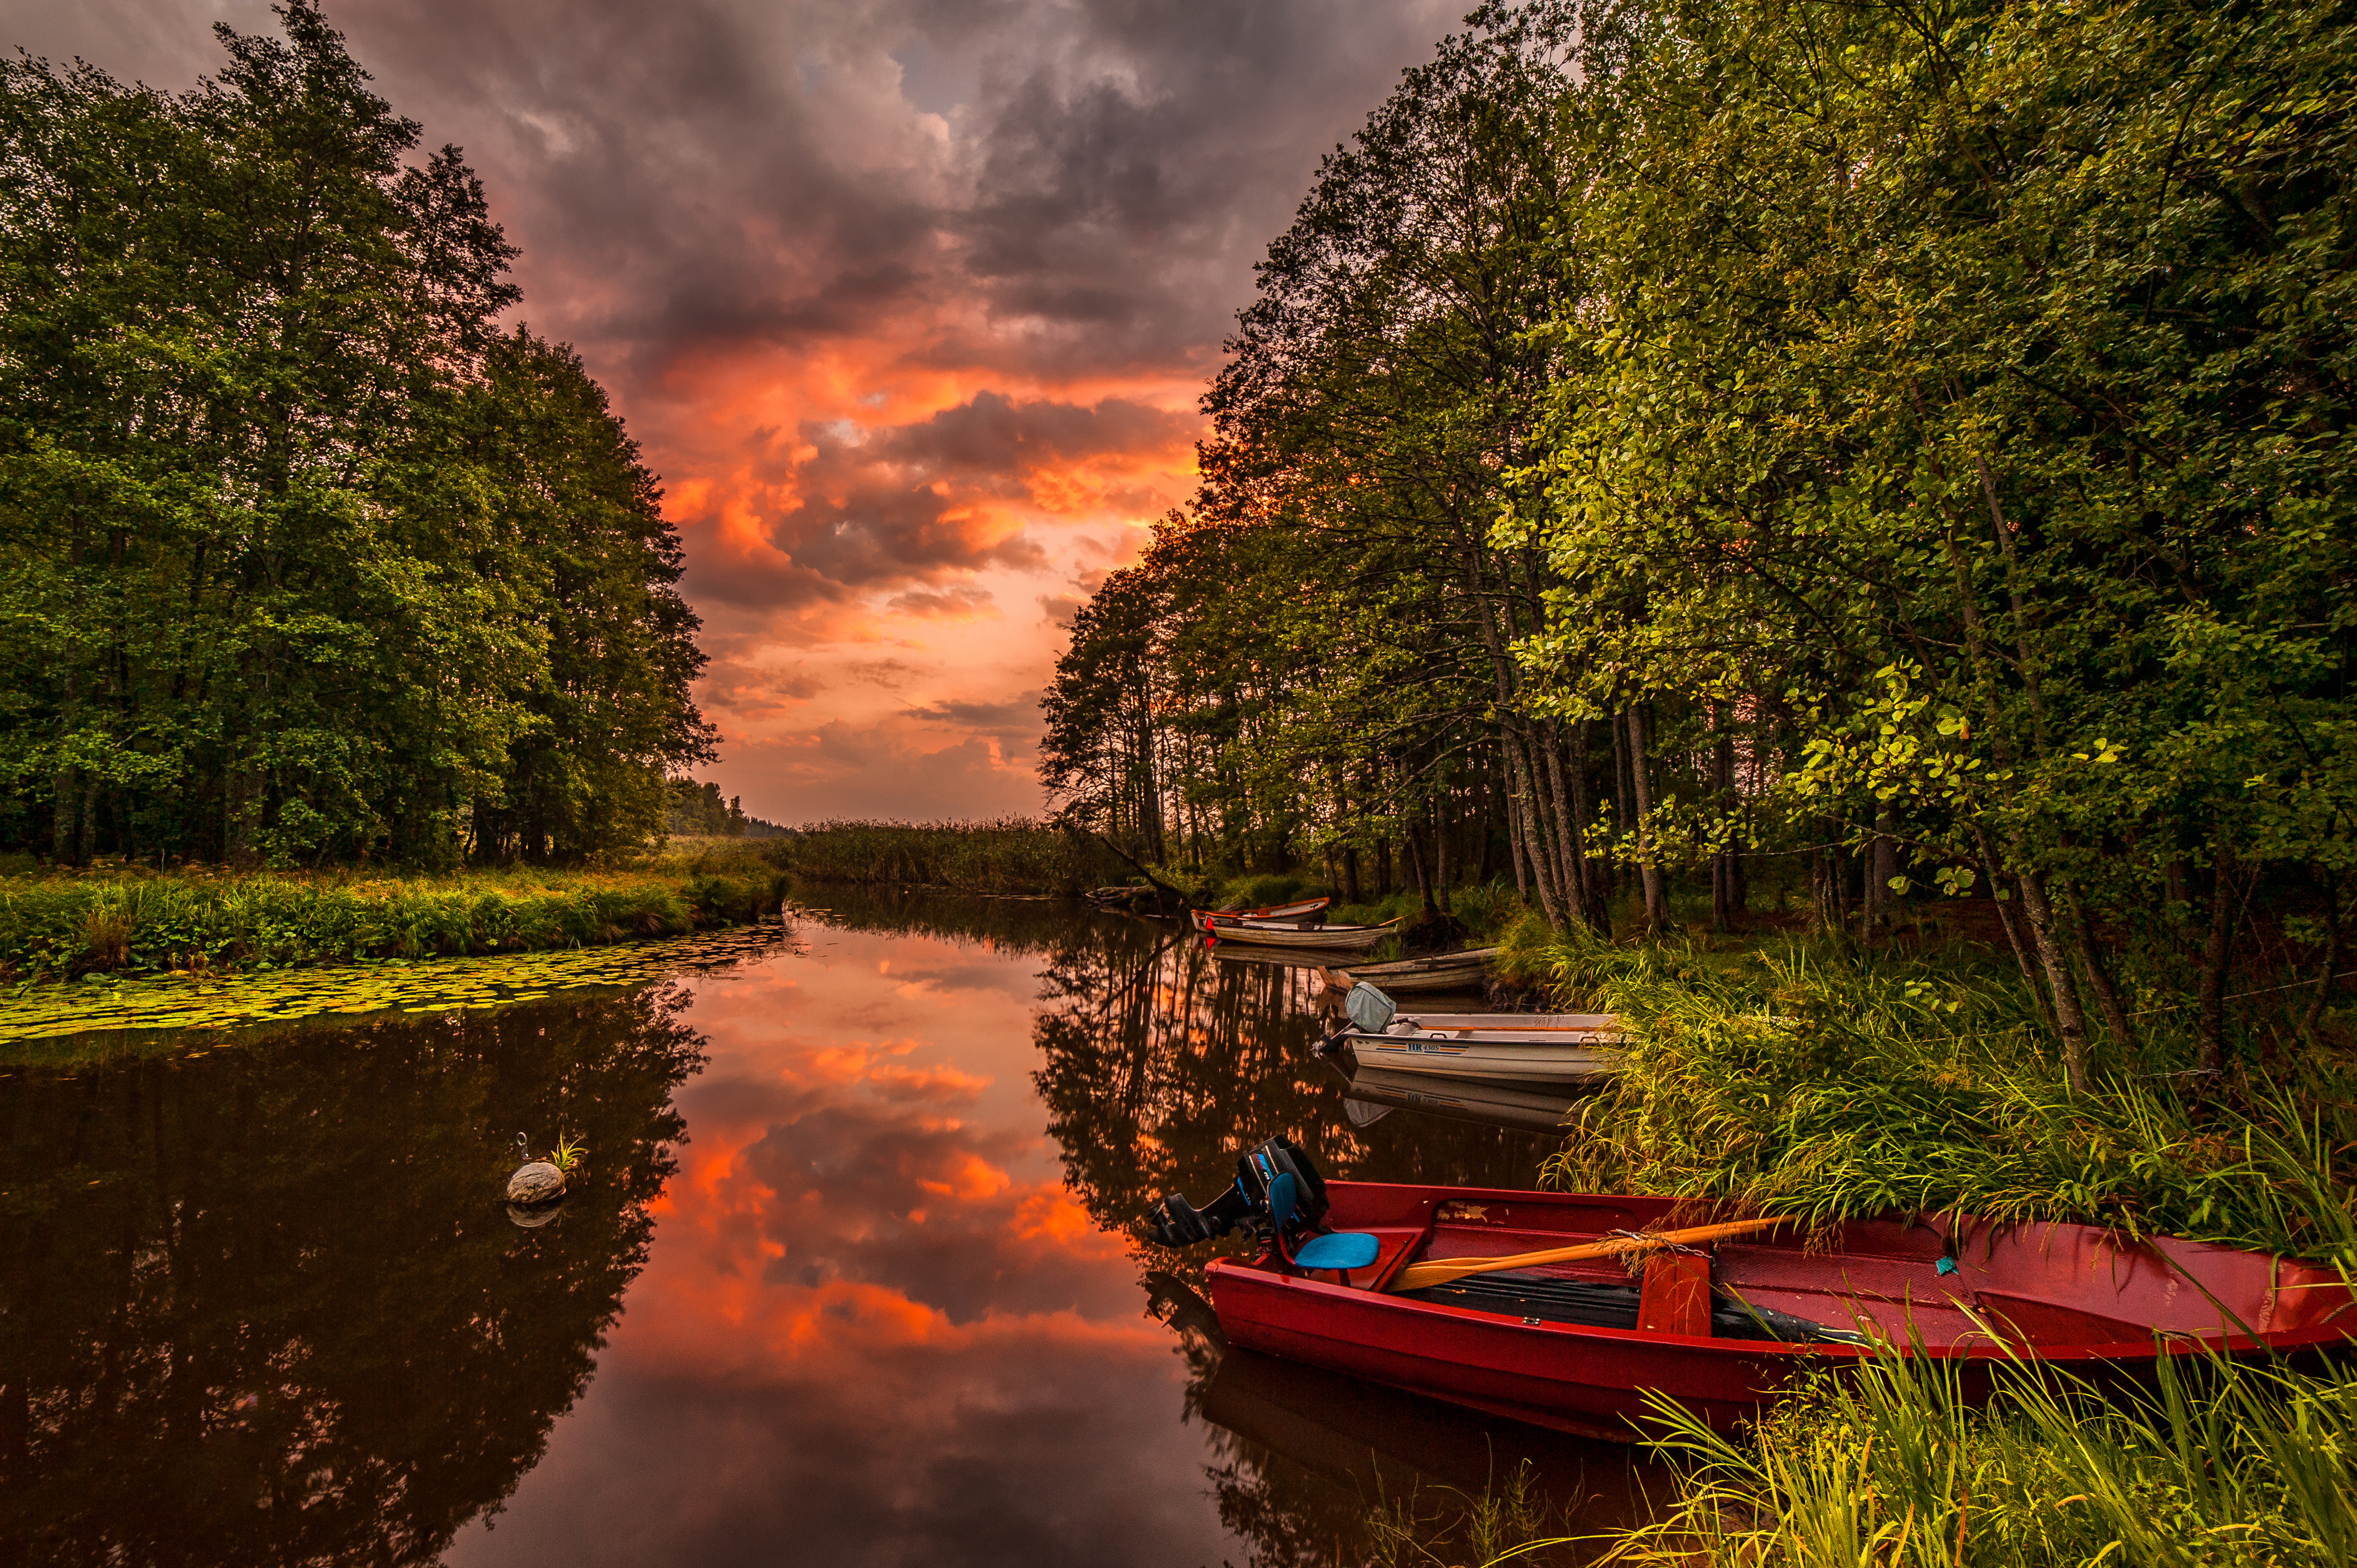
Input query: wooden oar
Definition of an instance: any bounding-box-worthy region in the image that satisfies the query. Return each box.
[1389,1215,1798,1293]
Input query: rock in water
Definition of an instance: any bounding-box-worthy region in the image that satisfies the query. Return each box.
[506,1160,566,1206]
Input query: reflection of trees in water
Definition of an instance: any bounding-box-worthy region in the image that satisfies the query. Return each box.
[0,989,705,1566]
[1032,915,1557,1251]
[784,880,1091,952]
[1032,914,1614,1566]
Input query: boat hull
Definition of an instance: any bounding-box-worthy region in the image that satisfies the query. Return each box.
[1341,1034,1619,1090]
[1201,920,1398,952]
[1206,1182,2357,1440]
[1331,948,1501,993]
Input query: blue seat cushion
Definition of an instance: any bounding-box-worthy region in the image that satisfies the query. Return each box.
[1293,1232,1381,1271]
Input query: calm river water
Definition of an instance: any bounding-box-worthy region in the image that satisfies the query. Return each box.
[2,891,1656,1566]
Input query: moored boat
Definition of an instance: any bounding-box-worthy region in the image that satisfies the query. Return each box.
[1197,917,1401,952]
[1147,1139,2357,1443]
[1329,1027,1620,1091]
[1190,896,1330,930]
[1322,947,1499,994]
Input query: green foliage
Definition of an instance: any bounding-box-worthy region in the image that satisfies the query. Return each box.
[1533,930,2357,1266]
[772,819,1124,896]
[0,4,710,869]
[1609,1344,2357,1566]
[0,853,786,985]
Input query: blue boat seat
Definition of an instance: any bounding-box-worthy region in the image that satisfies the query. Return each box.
[1266,1170,1380,1273]
[1294,1231,1382,1270]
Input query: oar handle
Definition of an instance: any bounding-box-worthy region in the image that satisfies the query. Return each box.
[1389,1214,1796,1293]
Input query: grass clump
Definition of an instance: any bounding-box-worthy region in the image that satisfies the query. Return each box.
[1608,1342,2357,1566]
[775,819,1125,896]
[1529,928,2357,1268]
[0,850,788,983]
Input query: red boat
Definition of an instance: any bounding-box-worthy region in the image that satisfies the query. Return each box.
[1195,1177,2357,1442]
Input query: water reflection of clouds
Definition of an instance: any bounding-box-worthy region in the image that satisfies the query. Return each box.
[446,919,1237,1566]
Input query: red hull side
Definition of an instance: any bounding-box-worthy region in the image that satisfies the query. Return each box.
[1205,1182,2357,1439]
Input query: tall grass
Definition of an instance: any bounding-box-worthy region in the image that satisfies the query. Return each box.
[0,850,788,980]
[775,819,1124,896]
[1607,1339,2357,1566]
[1519,927,2357,1268]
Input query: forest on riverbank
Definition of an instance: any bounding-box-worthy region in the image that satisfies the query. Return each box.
[1041,0,2357,1087]
[0,3,712,872]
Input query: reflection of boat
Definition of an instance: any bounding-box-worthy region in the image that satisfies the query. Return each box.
[1322,947,1499,994]
[1191,896,1331,927]
[1327,1012,1622,1091]
[1205,1180,2357,1441]
[1339,1065,1583,1133]
[1210,943,1340,972]
[1198,917,1400,952]
[1201,1345,1664,1528]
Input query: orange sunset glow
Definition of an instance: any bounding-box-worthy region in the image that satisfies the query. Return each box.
[10,0,1464,821]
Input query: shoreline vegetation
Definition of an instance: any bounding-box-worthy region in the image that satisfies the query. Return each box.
[0,848,790,986]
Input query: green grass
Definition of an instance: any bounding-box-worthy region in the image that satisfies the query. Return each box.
[775,819,1124,896]
[1511,925,2357,1269]
[1607,1339,2357,1566]
[0,849,789,984]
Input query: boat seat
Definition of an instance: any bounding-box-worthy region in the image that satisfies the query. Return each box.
[1295,1232,1382,1270]
[1268,1172,1383,1277]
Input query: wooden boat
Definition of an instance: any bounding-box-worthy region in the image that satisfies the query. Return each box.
[1322,947,1499,994]
[1190,896,1330,930]
[1331,1027,1620,1091]
[1203,1180,2357,1442]
[1199,917,1401,952]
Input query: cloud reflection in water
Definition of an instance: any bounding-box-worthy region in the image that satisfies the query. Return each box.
[445,918,1237,1567]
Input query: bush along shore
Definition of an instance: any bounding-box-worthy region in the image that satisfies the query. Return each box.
[1464,917,2357,1563]
[0,850,789,984]
[772,819,1127,897]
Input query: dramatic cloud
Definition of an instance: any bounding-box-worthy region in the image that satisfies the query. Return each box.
[6,0,1462,820]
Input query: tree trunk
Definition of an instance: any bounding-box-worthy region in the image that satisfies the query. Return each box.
[2195,850,2240,1077]
[1626,705,1668,930]
[2016,867,2093,1091]
[2057,879,2133,1047]
[1974,826,2055,1034]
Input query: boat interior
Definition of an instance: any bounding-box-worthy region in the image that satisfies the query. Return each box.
[1273,1184,2355,1351]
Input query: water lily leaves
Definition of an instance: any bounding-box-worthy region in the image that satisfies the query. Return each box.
[0,922,799,1054]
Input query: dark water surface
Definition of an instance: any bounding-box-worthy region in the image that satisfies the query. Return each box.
[2,893,1653,1566]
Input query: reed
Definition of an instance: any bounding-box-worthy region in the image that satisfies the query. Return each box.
[1524,927,2357,1268]
[0,851,789,982]
[1605,1338,2357,1565]
[774,819,1124,896]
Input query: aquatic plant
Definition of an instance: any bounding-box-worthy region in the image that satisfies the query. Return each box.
[1603,1338,2357,1566]
[545,1133,587,1173]
[0,921,795,1060]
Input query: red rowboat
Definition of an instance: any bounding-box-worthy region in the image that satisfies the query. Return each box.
[1206,1180,2357,1442]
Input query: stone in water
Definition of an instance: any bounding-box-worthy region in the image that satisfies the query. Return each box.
[507,1160,566,1206]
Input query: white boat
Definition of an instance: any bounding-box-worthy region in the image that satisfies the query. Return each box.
[1322,947,1499,994]
[1334,1027,1620,1091]
[1189,897,1330,931]
[1199,917,1400,952]
[1325,981,1621,1090]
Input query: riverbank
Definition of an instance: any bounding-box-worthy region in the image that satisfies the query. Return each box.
[0,849,789,983]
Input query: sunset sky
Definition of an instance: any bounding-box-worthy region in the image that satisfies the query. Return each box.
[17,0,1462,822]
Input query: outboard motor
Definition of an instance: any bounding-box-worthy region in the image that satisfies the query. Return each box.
[1142,1136,1380,1275]
[1142,1134,1332,1250]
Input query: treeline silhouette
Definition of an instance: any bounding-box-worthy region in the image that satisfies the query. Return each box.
[0,2,711,869]
[1041,0,2357,1083]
